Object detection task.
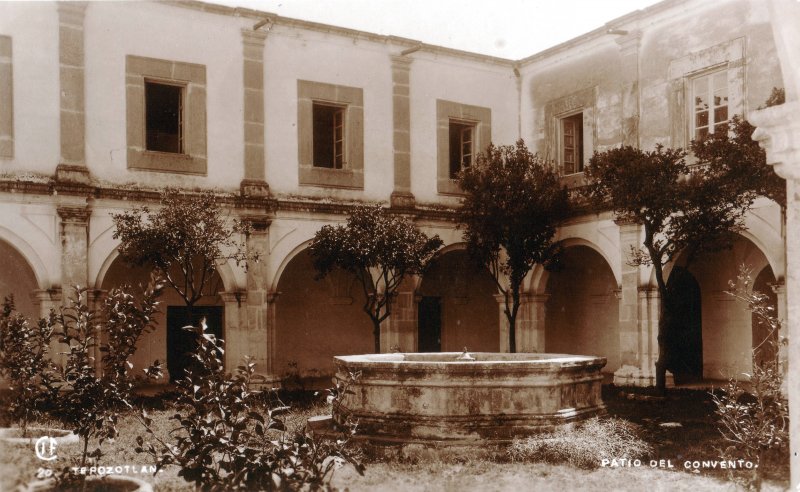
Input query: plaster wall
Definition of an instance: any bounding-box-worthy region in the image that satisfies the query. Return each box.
[0,2,60,174]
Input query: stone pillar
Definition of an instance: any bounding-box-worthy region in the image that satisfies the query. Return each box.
[495,292,545,353]
[87,289,107,375]
[615,220,641,368]
[240,29,270,197]
[615,30,642,148]
[751,98,800,487]
[382,286,418,353]
[57,206,90,302]
[389,55,415,209]
[773,282,788,376]
[56,2,90,184]
[236,217,278,386]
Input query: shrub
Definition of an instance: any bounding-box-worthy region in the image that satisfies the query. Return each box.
[50,279,164,471]
[712,267,788,491]
[137,321,364,491]
[0,297,58,435]
[508,418,652,469]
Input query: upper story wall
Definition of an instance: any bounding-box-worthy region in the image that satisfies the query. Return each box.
[0,2,60,176]
[519,0,783,182]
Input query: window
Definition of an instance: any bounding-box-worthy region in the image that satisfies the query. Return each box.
[126,55,206,175]
[145,81,183,154]
[449,120,475,178]
[312,103,345,169]
[297,80,364,189]
[560,113,584,175]
[436,100,491,195]
[692,70,729,139]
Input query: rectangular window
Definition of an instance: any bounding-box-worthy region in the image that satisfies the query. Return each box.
[313,103,346,169]
[449,120,475,178]
[692,70,729,139]
[145,81,183,154]
[561,112,584,175]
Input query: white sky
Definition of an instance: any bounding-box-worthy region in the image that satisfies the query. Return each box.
[214,0,665,59]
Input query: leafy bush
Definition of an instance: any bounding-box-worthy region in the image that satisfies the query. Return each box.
[0,297,58,435]
[712,268,788,491]
[49,279,164,470]
[508,418,652,469]
[137,322,364,491]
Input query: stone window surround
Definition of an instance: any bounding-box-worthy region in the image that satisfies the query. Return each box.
[297,80,364,189]
[0,35,12,159]
[436,99,491,196]
[543,87,596,188]
[126,55,207,175]
[667,37,745,150]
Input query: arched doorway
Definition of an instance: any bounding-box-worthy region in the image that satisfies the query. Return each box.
[274,249,372,387]
[100,256,225,382]
[664,267,703,383]
[417,249,499,352]
[0,238,39,318]
[545,245,620,373]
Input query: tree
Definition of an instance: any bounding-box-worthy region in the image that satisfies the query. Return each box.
[457,140,569,353]
[112,189,252,310]
[309,205,443,353]
[584,133,774,391]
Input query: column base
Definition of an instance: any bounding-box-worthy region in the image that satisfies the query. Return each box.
[613,364,674,388]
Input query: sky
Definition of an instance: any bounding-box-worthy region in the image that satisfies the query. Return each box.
[214,0,665,59]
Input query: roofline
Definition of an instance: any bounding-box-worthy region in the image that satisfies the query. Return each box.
[517,0,691,67]
[164,0,516,67]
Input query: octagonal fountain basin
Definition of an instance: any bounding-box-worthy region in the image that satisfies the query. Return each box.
[333,352,606,444]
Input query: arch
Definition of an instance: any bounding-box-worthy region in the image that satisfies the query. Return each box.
[271,239,314,293]
[544,244,620,372]
[0,225,49,289]
[531,237,621,295]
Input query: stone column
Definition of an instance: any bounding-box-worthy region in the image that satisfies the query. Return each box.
[236,217,278,386]
[615,30,642,148]
[56,2,90,184]
[389,55,415,209]
[495,292,545,353]
[773,282,789,376]
[87,289,107,375]
[57,206,90,302]
[751,99,800,487]
[382,285,418,353]
[240,29,270,197]
[614,220,641,378]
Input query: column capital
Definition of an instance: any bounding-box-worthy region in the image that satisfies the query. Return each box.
[221,291,247,305]
[751,101,800,180]
[57,205,91,224]
[241,28,268,45]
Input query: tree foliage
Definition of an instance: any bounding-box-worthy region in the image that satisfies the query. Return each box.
[112,189,252,308]
[309,205,442,353]
[584,119,781,390]
[457,140,569,352]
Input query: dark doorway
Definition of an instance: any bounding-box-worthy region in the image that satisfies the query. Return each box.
[167,306,223,382]
[418,297,442,352]
[665,267,703,383]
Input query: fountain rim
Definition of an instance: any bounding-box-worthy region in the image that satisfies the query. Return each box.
[334,352,607,371]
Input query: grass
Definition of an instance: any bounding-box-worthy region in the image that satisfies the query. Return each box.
[0,385,790,491]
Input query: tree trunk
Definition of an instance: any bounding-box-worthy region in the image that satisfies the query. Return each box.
[372,320,381,354]
[508,312,517,353]
[654,284,670,394]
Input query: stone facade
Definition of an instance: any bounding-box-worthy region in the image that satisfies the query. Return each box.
[0,0,787,392]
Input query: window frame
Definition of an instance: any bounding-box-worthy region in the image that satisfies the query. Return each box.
[436,99,491,195]
[448,118,477,179]
[297,80,364,189]
[144,79,185,155]
[126,55,207,175]
[689,67,730,140]
[559,111,585,176]
[312,101,347,170]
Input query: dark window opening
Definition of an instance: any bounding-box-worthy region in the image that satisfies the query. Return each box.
[561,112,584,175]
[449,120,474,178]
[313,103,345,169]
[146,82,183,154]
